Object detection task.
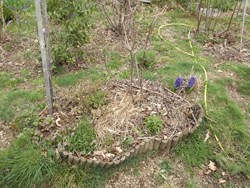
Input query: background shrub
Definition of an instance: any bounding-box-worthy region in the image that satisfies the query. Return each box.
[47,0,95,67]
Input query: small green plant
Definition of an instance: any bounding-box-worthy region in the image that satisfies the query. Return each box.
[104,133,115,146]
[159,160,172,173]
[121,136,135,149]
[145,115,163,135]
[66,118,96,154]
[13,109,41,131]
[85,90,107,109]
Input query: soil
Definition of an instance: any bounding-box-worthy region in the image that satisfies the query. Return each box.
[105,152,250,188]
[202,32,250,63]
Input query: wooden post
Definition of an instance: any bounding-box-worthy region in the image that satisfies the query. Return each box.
[240,0,248,50]
[35,0,53,115]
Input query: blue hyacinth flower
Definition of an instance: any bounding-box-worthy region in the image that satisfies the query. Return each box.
[187,76,196,89]
[174,77,184,89]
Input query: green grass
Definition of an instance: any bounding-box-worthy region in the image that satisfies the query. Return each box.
[66,118,96,154]
[106,51,124,70]
[157,61,208,87]
[0,72,23,89]
[237,80,250,96]
[174,127,213,168]
[0,89,44,122]
[0,130,57,188]
[56,68,106,87]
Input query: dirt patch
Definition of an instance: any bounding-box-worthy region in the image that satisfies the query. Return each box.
[202,32,250,63]
[0,35,40,77]
[105,152,250,188]
[0,121,16,149]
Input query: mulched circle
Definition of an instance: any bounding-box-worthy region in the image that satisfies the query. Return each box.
[36,79,203,164]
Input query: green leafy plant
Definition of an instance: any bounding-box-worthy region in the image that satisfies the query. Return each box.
[145,115,163,135]
[66,118,96,154]
[85,90,107,109]
[48,0,94,66]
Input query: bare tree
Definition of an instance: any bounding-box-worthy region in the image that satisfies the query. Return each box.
[35,0,53,115]
[240,0,248,50]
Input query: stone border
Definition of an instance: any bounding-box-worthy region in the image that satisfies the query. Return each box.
[57,106,203,168]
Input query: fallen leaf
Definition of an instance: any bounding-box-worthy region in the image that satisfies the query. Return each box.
[204,170,212,175]
[115,147,123,153]
[219,179,226,184]
[208,161,217,172]
[221,171,226,176]
[204,129,210,142]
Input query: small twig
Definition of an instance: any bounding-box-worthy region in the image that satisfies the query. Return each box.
[39,105,48,116]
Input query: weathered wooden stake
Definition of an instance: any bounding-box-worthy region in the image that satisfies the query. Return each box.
[35,0,53,115]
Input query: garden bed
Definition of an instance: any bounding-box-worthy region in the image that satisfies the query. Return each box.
[39,79,204,168]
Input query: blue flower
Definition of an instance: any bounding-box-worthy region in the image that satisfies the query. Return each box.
[174,77,184,89]
[188,76,196,89]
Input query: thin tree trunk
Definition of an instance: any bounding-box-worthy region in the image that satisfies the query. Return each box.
[240,0,248,50]
[235,0,243,26]
[35,0,53,115]
[205,0,210,33]
[226,1,238,32]
[212,10,222,31]
[0,0,5,38]
[196,0,203,34]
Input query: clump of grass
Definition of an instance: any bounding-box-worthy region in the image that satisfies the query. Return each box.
[136,49,157,69]
[66,118,96,153]
[159,160,172,173]
[145,115,163,135]
[51,165,86,188]
[174,127,213,167]
[56,68,106,87]
[0,72,23,88]
[12,108,41,131]
[0,89,43,122]
[237,80,250,96]
[107,51,124,70]
[56,71,86,86]
[0,130,57,188]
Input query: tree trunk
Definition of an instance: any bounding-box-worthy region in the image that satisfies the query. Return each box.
[205,0,210,33]
[226,1,238,32]
[240,0,248,50]
[196,0,203,34]
[0,0,5,39]
[35,0,53,115]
